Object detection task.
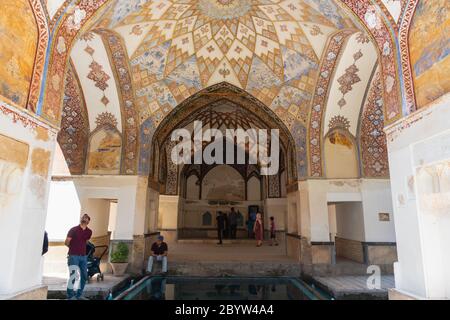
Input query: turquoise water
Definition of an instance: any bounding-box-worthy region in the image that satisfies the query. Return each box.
[119,276,325,300]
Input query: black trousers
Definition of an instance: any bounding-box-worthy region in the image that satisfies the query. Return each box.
[217,228,223,243]
[230,224,237,239]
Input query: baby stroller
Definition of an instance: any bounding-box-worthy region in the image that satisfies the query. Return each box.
[86,242,108,282]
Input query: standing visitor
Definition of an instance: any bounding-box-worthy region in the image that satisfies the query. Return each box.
[269,217,279,246]
[253,213,264,247]
[65,214,92,300]
[248,210,256,239]
[229,207,238,239]
[246,218,254,239]
[216,211,225,245]
[223,212,230,239]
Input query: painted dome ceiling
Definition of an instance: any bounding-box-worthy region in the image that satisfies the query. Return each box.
[97,0,354,90]
[61,0,385,177]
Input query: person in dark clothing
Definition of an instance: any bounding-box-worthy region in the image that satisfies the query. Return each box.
[65,214,92,300]
[147,235,168,274]
[229,207,238,239]
[269,216,279,246]
[42,231,49,256]
[223,212,229,239]
[216,212,225,245]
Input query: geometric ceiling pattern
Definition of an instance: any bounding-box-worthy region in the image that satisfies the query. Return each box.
[55,0,394,179]
[91,0,356,131]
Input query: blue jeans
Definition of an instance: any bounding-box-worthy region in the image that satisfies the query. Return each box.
[147,256,168,273]
[67,255,88,299]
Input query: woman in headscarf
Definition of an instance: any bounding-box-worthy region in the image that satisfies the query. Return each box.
[253,213,264,247]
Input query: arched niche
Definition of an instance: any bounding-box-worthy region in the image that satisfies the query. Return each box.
[87,126,122,175]
[201,165,245,201]
[324,130,359,179]
[148,83,298,187]
[247,176,261,201]
[186,174,200,200]
[202,211,212,226]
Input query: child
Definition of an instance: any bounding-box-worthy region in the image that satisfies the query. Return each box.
[269,216,279,246]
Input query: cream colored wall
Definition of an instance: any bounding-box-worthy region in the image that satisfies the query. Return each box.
[82,199,110,237]
[264,198,287,231]
[386,93,450,299]
[328,204,337,241]
[47,175,148,241]
[324,134,359,179]
[146,188,160,233]
[108,202,117,232]
[335,202,365,242]
[158,195,180,231]
[287,190,302,235]
[247,176,261,201]
[296,179,394,243]
[0,100,57,295]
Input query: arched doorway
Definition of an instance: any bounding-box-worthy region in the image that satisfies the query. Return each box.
[149,83,298,245]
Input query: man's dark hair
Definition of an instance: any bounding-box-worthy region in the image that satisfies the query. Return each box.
[270,216,274,220]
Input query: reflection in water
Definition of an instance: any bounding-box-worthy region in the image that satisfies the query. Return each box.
[145,277,166,300]
[126,277,317,300]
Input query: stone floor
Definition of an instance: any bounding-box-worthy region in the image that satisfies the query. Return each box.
[163,240,301,277]
[311,275,395,300]
[170,239,292,262]
[44,274,130,300]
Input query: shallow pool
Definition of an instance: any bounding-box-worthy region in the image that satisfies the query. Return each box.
[117,276,326,300]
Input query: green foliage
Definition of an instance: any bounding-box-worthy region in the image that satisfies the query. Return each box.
[110,242,129,263]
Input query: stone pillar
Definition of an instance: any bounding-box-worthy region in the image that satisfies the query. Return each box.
[0,101,57,296]
[158,195,181,243]
[297,180,333,268]
[385,94,450,299]
[286,186,302,260]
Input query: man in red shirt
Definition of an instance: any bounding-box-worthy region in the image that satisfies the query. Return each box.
[65,214,92,300]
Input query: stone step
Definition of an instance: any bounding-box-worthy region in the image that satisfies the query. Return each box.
[167,261,301,277]
[302,263,394,277]
[177,239,263,244]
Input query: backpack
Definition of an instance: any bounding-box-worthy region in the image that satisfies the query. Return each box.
[42,231,49,255]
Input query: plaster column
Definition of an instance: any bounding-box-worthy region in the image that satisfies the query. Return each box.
[385,94,450,299]
[296,180,333,266]
[0,101,57,298]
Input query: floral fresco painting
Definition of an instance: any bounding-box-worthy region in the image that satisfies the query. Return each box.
[0,1,38,107]
[409,0,450,108]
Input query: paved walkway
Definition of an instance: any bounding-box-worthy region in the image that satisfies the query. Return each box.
[312,275,395,299]
[44,274,129,299]
[170,240,294,262]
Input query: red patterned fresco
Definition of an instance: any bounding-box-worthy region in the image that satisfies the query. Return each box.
[27,0,49,113]
[58,62,89,174]
[340,0,402,122]
[360,70,389,177]
[398,0,419,115]
[97,29,140,175]
[42,0,112,125]
[308,29,355,177]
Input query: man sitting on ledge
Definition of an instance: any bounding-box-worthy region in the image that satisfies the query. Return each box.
[147,235,168,275]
